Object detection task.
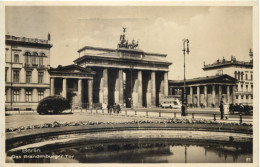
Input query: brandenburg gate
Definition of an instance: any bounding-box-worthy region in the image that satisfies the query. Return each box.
[49,29,171,109]
[73,29,171,108]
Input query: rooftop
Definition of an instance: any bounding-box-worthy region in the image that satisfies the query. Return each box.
[169,74,237,86]
[203,56,253,70]
[75,45,171,65]
[5,35,52,48]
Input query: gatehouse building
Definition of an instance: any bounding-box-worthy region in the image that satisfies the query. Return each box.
[203,50,253,105]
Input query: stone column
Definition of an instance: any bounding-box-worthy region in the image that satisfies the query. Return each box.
[146,74,152,107]
[164,72,168,96]
[219,85,222,103]
[137,70,143,107]
[20,88,25,102]
[227,85,230,104]
[78,79,82,107]
[232,86,236,104]
[99,71,103,104]
[204,85,207,107]
[62,78,67,99]
[51,78,55,95]
[88,79,93,109]
[190,86,193,105]
[212,85,215,106]
[197,86,200,107]
[118,69,124,105]
[103,69,108,105]
[151,71,156,107]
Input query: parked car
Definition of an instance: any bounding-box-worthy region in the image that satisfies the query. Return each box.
[160,98,182,109]
[229,103,253,115]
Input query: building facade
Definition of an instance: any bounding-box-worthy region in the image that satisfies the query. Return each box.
[203,50,253,104]
[50,29,172,109]
[48,64,96,109]
[73,46,171,108]
[5,34,52,110]
[168,75,237,107]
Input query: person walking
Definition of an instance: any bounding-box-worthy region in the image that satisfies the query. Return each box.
[219,101,224,120]
[224,102,229,120]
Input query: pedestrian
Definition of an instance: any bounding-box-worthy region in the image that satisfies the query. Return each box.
[116,104,121,114]
[181,105,186,116]
[224,102,229,120]
[113,103,117,113]
[219,101,224,120]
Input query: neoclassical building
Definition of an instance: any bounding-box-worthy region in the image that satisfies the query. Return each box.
[168,75,237,107]
[49,46,171,109]
[49,29,172,109]
[203,50,253,104]
[5,34,52,110]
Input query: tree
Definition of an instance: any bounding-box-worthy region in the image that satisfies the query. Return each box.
[37,95,70,115]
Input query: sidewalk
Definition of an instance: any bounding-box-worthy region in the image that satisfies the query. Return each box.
[5,108,252,129]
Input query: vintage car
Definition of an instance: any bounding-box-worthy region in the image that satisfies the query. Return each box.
[229,103,253,115]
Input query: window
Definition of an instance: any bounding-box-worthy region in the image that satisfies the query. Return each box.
[13,90,19,102]
[240,84,243,91]
[39,56,43,66]
[251,74,253,81]
[38,91,44,101]
[245,74,248,80]
[236,85,238,91]
[241,95,244,99]
[251,85,253,91]
[241,72,244,81]
[14,54,19,63]
[246,95,249,99]
[25,52,30,65]
[238,72,240,80]
[246,85,248,92]
[39,53,45,66]
[251,95,253,99]
[38,72,44,83]
[5,69,7,82]
[236,95,239,99]
[26,71,32,83]
[26,91,32,102]
[13,70,20,83]
[234,71,237,79]
[32,52,38,64]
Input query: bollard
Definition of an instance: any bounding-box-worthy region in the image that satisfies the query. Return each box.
[146,111,148,118]
[174,112,176,118]
[125,110,127,116]
[213,114,216,121]
[135,110,137,115]
[102,109,104,115]
[96,109,98,114]
[240,114,242,124]
[159,112,161,117]
[192,113,194,119]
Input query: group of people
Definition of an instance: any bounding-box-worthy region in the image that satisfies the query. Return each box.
[107,103,121,114]
[219,101,229,120]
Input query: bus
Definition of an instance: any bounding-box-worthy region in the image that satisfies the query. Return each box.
[159,95,182,109]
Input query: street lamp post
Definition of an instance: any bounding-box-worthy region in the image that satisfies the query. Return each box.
[182,39,190,116]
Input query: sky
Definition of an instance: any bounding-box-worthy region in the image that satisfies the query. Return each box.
[5,6,253,80]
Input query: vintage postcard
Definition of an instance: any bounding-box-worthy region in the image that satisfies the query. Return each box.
[0,1,259,167]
